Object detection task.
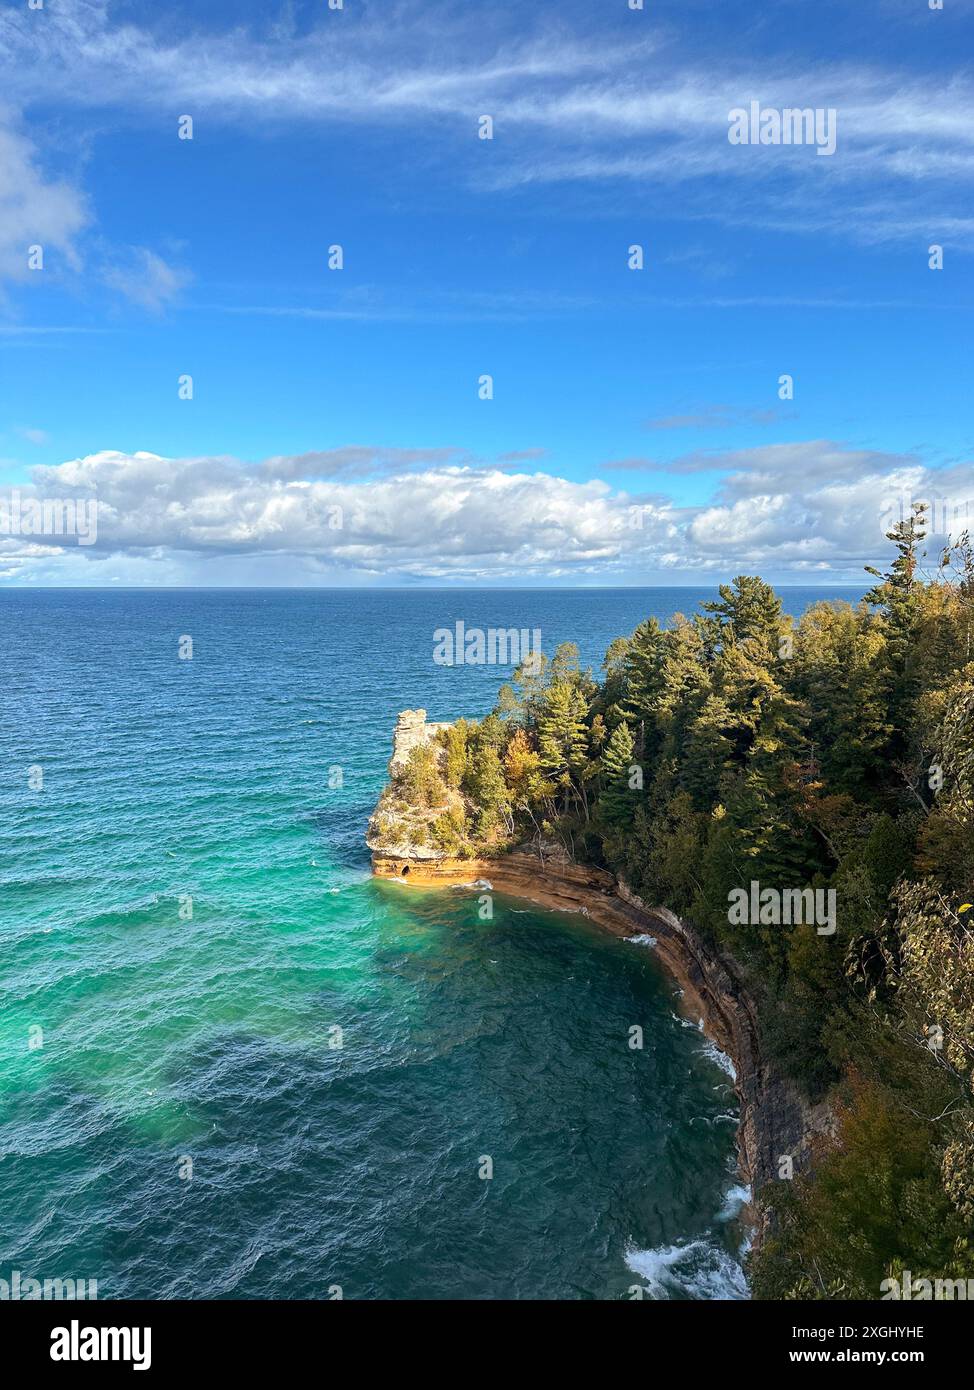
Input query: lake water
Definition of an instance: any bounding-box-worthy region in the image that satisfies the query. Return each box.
[0,586,863,1298]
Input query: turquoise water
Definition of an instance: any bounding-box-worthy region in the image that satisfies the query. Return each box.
[0,588,862,1299]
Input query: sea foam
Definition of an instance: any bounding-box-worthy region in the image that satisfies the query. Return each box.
[625,1237,748,1300]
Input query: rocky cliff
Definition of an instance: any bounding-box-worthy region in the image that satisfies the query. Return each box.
[367,711,831,1226]
[366,708,459,861]
[386,708,453,775]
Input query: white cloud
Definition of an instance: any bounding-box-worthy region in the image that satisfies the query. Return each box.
[101,247,191,312]
[0,109,187,304]
[2,441,970,585]
[0,113,89,283]
[1,4,972,244]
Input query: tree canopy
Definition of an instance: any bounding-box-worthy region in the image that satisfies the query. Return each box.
[388,515,974,1298]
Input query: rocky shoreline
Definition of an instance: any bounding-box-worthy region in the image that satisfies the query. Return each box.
[369,843,828,1223]
[366,709,830,1245]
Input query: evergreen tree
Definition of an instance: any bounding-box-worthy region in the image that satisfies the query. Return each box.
[537,681,590,815]
[421,567,974,1302]
[864,503,928,754]
[462,737,510,840]
[599,721,637,828]
[703,575,784,658]
[439,720,469,789]
[623,618,666,712]
[597,635,631,728]
[791,602,890,798]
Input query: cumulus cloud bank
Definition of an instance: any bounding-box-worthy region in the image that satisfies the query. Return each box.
[2,443,970,585]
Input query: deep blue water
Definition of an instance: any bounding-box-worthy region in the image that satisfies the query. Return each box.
[0,586,864,1299]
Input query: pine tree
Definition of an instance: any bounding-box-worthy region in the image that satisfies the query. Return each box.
[790,601,890,798]
[537,680,590,815]
[622,618,666,723]
[599,721,637,828]
[703,575,784,659]
[440,720,469,789]
[597,635,631,729]
[864,503,928,754]
[463,738,510,840]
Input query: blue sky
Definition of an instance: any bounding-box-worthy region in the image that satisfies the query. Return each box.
[0,0,972,585]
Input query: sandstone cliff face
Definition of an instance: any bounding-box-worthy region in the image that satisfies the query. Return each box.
[366,709,457,861]
[370,843,828,1206]
[367,711,831,1233]
[385,709,453,776]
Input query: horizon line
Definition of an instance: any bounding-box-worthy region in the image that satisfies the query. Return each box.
[0,582,871,593]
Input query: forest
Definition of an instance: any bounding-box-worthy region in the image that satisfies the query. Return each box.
[386,504,974,1299]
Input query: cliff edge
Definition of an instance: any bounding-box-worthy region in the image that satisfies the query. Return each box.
[366,710,831,1222]
[366,709,458,862]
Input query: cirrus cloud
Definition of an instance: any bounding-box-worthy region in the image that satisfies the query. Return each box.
[2,2,973,247]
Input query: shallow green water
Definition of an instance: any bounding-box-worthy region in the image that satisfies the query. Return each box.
[2,588,861,1297]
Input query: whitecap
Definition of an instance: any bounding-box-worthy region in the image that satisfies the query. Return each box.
[670,1012,704,1031]
[625,1237,748,1300]
[627,934,658,949]
[717,1183,752,1222]
[699,1038,737,1082]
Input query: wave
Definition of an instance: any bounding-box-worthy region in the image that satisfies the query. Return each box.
[671,1011,703,1030]
[627,933,658,949]
[625,1236,748,1300]
[699,1038,737,1082]
[717,1182,752,1221]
